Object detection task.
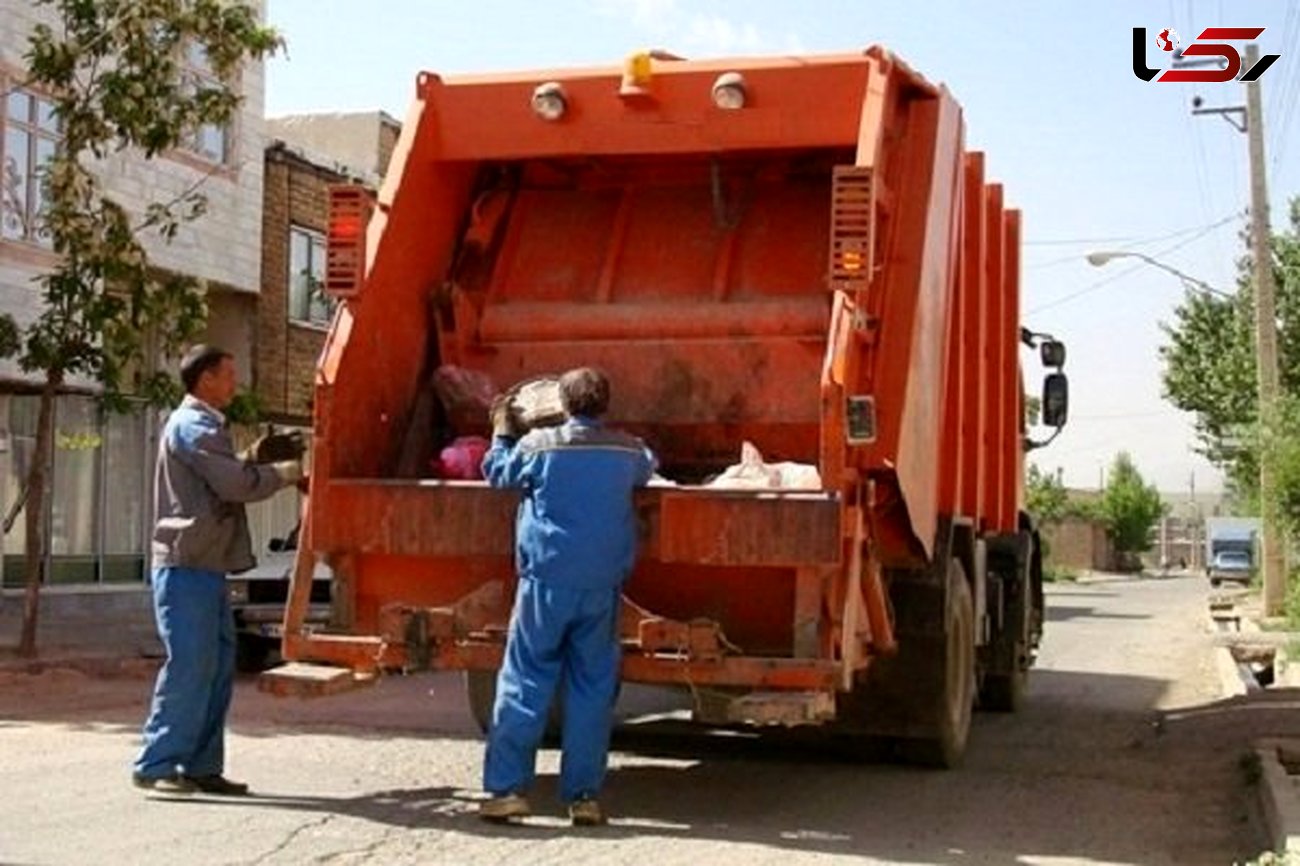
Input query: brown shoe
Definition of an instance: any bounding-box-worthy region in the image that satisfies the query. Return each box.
[568,797,607,827]
[184,774,250,796]
[478,793,531,822]
[133,773,198,797]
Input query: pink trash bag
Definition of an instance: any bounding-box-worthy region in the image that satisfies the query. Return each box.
[432,436,490,480]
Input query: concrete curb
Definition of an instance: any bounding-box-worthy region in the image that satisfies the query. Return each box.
[1256,739,1300,857]
[1214,643,1252,697]
[1209,605,1259,698]
[1208,602,1300,859]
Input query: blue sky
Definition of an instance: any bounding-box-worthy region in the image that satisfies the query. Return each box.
[265,0,1300,495]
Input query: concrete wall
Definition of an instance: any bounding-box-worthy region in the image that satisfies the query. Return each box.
[0,0,268,299]
[1042,517,1113,572]
[266,111,400,181]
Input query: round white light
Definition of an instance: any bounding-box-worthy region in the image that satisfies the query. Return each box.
[531,82,567,121]
[712,72,747,110]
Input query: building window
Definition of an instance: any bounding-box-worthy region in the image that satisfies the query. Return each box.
[289,226,333,325]
[180,42,232,165]
[2,395,149,587]
[2,88,60,245]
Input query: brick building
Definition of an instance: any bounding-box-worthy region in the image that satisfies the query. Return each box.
[243,114,399,549]
[257,112,399,426]
[0,1,270,589]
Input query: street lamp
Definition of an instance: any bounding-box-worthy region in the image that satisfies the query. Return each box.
[1085,250,1235,300]
[1088,247,1286,615]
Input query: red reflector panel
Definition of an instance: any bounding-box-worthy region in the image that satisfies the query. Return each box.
[326,186,373,299]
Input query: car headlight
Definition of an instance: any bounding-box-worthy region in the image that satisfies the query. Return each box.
[227,581,249,605]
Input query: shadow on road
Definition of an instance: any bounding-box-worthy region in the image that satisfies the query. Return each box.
[108,668,1260,865]
[1044,604,1151,623]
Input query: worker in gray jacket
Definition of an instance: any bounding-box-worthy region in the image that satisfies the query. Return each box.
[132,345,302,797]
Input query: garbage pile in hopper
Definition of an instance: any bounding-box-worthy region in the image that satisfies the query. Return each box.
[422,364,821,490]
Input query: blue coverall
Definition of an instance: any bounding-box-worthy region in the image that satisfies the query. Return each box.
[135,396,286,782]
[481,415,656,803]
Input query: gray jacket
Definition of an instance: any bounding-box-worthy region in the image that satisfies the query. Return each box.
[151,395,285,574]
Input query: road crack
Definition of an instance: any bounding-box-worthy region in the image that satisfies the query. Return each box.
[245,813,337,865]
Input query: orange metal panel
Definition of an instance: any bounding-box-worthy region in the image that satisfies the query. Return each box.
[1000,211,1023,532]
[478,300,828,342]
[657,491,841,566]
[937,139,966,517]
[626,563,796,656]
[856,86,963,561]
[959,154,988,526]
[300,50,1032,701]
[425,57,876,160]
[980,184,1006,531]
[895,91,963,557]
[466,338,824,471]
[316,96,478,481]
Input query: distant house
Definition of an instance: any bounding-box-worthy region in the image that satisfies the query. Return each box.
[242,112,400,554]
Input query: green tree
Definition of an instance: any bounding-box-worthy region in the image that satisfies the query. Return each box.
[1160,197,1300,499]
[5,0,280,657]
[1098,452,1165,554]
[1025,464,1068,527]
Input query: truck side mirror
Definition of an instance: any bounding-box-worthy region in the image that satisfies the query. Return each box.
[1040,340,1066,368]
[1042,373,1069,427]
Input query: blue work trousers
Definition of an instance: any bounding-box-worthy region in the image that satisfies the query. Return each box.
[484,577,621,803]
[134,566,235,780]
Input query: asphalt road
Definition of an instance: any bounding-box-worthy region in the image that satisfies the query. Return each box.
[0,574,1269,865]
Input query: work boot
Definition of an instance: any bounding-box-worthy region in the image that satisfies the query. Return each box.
[184,774,251,796]
[478,793,531,823]
[568,797,607,827]
[132,773,198,797]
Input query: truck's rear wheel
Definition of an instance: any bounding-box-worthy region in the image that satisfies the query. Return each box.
[464,669,564,740]
[833,558,976,769]
[979,525,1038,713]
[979,666,1026,713]
[899,561,975,768]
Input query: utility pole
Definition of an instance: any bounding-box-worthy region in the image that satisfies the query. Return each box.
[1187,43,1286,614]
[1244,43,1286,616]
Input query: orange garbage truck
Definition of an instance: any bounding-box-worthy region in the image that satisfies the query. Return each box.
[268,48,1069,768]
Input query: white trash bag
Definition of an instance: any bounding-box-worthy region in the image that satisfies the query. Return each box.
[705,441,821,491]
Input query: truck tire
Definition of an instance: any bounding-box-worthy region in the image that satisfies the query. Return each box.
[833,558,976,769]
[235,634,272,673]
[979,666,1026,713]
[464,669,564,741]
[899,561,976,768]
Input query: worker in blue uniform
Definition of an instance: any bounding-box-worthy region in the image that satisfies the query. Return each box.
[479,367,656,826]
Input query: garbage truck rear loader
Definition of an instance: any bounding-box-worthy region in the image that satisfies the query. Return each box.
[268,49,1069,768]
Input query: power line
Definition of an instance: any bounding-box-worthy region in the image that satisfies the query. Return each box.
[1269,3,1300,168]
[1026,220,1233,314]
[1026,212,1239,271]
[1070,410,1181,421]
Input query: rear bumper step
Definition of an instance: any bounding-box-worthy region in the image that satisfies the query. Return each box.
[257,662,377,698]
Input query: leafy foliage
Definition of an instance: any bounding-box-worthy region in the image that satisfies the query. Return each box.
[1026,464,1069,526]
[1098,452,1165,554]
[5,0,280,657]
[1161,198,1300,499]
[3,0,281,400]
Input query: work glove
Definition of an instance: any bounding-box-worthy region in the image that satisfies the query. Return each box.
[271,460,304,485]
[243,425,306,464]
[489,394,523,439]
